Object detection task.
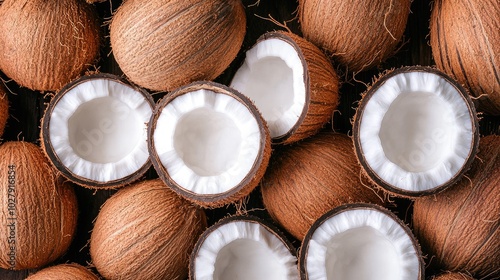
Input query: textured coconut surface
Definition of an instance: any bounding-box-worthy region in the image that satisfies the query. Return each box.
[0,0,499,279]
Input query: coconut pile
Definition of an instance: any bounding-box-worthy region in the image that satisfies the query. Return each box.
[0,0,498,279]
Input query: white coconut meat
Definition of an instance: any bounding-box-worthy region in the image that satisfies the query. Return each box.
[153,89,262,195]
[48,78,152,182]
[230,38,306,139]
[358,71,474,192]
[193,220,298,280]
[305,208,420,280]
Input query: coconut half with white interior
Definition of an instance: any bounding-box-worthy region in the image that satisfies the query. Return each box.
[148,81,271,208]
[42,74,154,188]
[353,66,479,197]
[300,203,423,280]
[230,31,339,144]
[190,216,298,280]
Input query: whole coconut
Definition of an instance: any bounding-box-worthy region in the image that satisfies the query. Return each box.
[110,0,246,91]
[261,132,385,240]
[90,179,207,280]
[299,0,411,72]
[430,0,500,115]
[25,264,98,280]
[413,135,500,279]
[0,142,78,270]
[431,272,475,280]
[0,0,100,91]
[0,85,7,137]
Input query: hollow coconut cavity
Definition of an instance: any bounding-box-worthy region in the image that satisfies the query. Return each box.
[42,74,154,188]
[190,216,298,280]
[300,204,423,280]
[353,66,479,197]
[149,81,271,207]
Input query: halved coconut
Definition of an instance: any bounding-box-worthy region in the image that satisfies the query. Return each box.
[42,74,154,188]
[353,66,479,197]
[149,81,271,207]
[300,203,423,280]
[230,31,339,144]
[190,216,298,280]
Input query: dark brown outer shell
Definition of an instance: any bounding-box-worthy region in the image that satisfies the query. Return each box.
[353,66,479,198]
[148,81,271,208]
[41,73,154,189]
[413,135,500,279]
[189,215,297,280]
[0,84,8,138]
[25,264,99,280]
[0,0,100,91]
[431,272,476,280]
[430,0,500,115]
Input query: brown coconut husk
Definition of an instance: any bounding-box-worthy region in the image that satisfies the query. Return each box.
[25,264,98,280]
[413,135,500,279]
[90,178,207,280]
[261,132,385,240]
[0,142,78,270]
[298,0,411,73]
[431,272,476,280]
[110,0,246,91]
[430,0,500,115]
[0,84,8,138]
[0,0,100,91]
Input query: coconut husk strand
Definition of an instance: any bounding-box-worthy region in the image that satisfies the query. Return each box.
[430,0,500,115]
[110,0,246,91]
[0,85,8,138]
[0,142,78,270]
[90,178,207,280]
[413,135,500,279]
[298,0,411,72]
[261,132,385,240]
[431,272,475,280]
[25,264,98,280]
[0,0,100,91]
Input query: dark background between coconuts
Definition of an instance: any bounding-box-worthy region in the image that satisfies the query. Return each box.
[0,0,499,279]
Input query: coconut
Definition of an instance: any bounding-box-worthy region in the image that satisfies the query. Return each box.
[412,135,500,279]
[0,141,78,270]
[261,132,384,240]
[353,66,479,197]
[190,216,298,280]
[148,81,271,208]
[90,178,207,280]
[0,0,100,91]
[110,0,246,91]
[431,272,475,280]
[25,264,98,280]
[0,85,8,138]
[41,74,154,189]
[230,31,340,144]
[430,0,500,115]
[298,0,411,72]
[300,203,423,280]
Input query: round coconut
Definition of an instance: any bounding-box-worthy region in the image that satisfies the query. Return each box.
[298,0,411,72]
[431,272,475,280]
[0,0,100,91]
[261,132,385,240]
[413,135,500,279]
[110,0,246,91]
[430,0,500,115]
[0,85,8,138]
[25,264,98,280]
[90,178,207,280]
[0,141,78,270]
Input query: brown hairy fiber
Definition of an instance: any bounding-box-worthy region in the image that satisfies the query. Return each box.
[261,132,385,240]
[110,0,246,91]
[413,135,500,279]
[431,272,476,280]
[25,264,98,280]
[0,0,100,91]
[299,0,410,72]
[90,178,207,280]
[0,85,8,138]
[0,142,78,270]
[430,0,500,115]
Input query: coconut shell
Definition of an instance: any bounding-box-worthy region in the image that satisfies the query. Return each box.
[90,178,207,280]
[25,264,98,280]
[431,272,476,280]
[298,0,411,72]
[413,135,500,279]
[430,0,500,115]
[0,85,8,138]
[0,0,100,91]
[0,141,78,270]
[110,0,246,91]
[261,132,385,240]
